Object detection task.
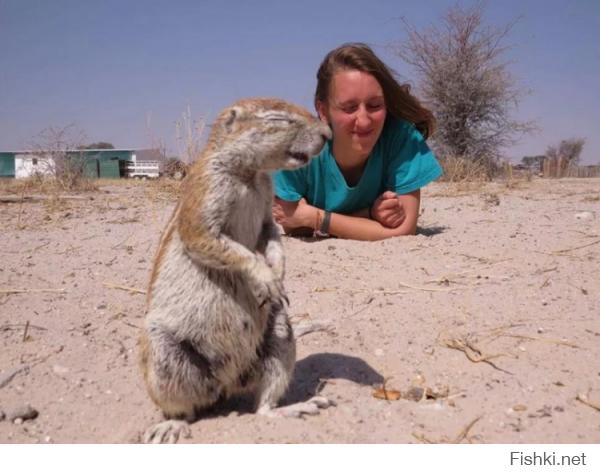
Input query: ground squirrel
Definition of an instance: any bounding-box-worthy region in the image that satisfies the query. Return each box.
[140,98,332,443]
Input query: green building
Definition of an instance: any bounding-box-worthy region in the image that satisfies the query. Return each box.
[0,149,163,179]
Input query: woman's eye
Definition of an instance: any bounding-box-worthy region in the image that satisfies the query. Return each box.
[367,103,384,111]
[341,105,358,114]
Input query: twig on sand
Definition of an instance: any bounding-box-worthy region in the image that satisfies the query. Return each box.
[396,281,457,292]
[32,241,51,253]
[0,288,66,295]
[412,432,436,443]
[551,238,600,255]
[576,393,600,412]
[0,364,30,389]
[27,345,64,368]
[111,232,134,250]
[0,323,47,332]
[452,415,483,443]
[312,287,338,293]
[293,322,335,338]
[500,333,581,349]
[22,320,30,342]
[103,281,146,294]
[458,254,512,265]
[351,283,455,294]
[440,335,512,374]
[412,415,483,444]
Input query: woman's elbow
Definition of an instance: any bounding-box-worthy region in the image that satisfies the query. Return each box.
[386,218,418,238]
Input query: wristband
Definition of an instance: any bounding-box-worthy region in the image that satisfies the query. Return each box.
[320,211,331,234]
[314,210,331,237]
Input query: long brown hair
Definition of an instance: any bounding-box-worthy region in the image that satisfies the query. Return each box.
[315,42,435,139]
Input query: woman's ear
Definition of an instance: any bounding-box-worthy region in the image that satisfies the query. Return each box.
[315,100,329,124]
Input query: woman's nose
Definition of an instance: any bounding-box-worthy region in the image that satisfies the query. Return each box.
[355,105,371,127]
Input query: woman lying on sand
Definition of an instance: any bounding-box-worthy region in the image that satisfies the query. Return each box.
[272,43,442,241]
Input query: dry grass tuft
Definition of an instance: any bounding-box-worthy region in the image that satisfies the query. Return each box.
[438,156,489,183]
[145,177,182,201]
[582,194,600,202]
[431,156,489,196]
[431,156,534,196]
[0,175,97,196]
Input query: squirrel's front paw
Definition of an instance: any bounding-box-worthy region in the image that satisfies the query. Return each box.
[250,262,288,308]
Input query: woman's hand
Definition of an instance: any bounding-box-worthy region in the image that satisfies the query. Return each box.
[370,191,406,228]
[272,197,317,230]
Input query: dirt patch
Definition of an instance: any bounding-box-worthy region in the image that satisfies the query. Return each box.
[1,178,599,443]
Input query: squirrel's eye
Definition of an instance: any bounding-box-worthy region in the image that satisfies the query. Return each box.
[269,117,295,124]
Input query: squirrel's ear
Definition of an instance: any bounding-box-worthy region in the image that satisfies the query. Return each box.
[223,106,245,133]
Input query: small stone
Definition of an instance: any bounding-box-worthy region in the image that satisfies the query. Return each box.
[13,418,23,425]
[537,327,544,334]
[53,365,69,375]
[44,436,52,443]
[513,404,527,412]
[412,373,426,386]
[575,211,594,220]
[96,303,107,310]
[404,386,425,402]
[7,405,38,422]
[0,410,5,422]
[374,348,384,357]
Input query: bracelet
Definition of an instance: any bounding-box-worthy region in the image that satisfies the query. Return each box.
[320,211,332,234]
[314,210,331,237]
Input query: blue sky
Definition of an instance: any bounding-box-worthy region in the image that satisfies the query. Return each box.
[1,0,599,164]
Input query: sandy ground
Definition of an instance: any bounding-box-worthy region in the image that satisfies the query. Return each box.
[0,177,599,444]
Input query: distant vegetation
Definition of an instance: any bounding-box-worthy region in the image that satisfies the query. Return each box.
[520,138,586,173]
[520,155,546,170]
[29,124,95,191]
[393,3,534,180]
[546,138,585,167]
[79,142,115,150]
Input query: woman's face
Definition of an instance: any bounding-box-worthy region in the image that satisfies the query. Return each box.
[317,69,387,163]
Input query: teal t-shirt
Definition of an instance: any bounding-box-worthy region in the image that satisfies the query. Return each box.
[273,116,442,214]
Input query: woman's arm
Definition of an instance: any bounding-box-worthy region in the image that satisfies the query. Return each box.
[272,190,420,241]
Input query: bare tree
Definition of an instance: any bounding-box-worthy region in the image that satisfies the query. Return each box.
[175,105,206,165]
[29,124,89,189]
[546,138,585,166]
[144,111,168,163]
[392,3,534,174]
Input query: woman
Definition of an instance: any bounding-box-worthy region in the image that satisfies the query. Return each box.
[272,43,442,241]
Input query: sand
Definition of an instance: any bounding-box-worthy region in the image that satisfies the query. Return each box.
[0,177,599,443]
